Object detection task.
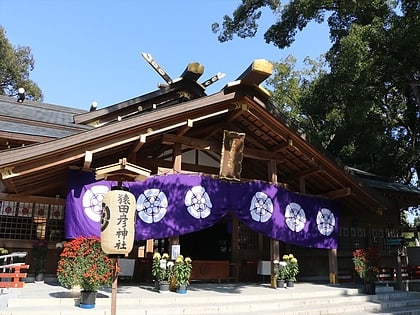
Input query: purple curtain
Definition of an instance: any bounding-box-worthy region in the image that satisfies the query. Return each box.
[128,174,229,240]
[230,180,339,249]
[65,172,339,249]
[65,170,116,238]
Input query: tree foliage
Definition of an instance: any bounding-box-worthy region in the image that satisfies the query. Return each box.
[214,1,420,186]
[414,216,420,229]
[0,26,42,101]
[212,0,280,43]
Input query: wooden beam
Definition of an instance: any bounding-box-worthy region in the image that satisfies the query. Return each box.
[162,134,287,162]
[225,104,248,123]
[281,166,323,182]
[323,187,351,199]
[0,192,65,205]
[180,62,204,81]
[0,166,15,179]
[162,134,219,152]
[143,159,219,175]
[127,138,147,162]
[13,178,67,196]
[244,147,286,162]
[83,151,93,170]
[245,109,317,162]
[272,138,293,153]
[235,59,273,86]
[176,119,194,136]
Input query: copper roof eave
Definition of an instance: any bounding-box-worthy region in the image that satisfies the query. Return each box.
[0,88,241,179]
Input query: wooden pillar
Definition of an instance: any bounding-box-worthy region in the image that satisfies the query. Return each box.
[268,160,280,287]
[299,176,306,194]
[327,173,338,283]
[328,249,338,284]
[395,255,403,290]
[146,239,154,254]
[169,143,182,254]
[173,143,182,172]
[231,216,239,261]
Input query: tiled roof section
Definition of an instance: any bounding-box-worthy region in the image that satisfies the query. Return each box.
[0,95,92,138]
[0,120,80,138]
[347,167,420,195]
[362,177,420,195]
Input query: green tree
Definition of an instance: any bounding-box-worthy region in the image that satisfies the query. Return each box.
[401,211,411,229]
[414,215,420,229]
[214,1,420,185]
[0,26,42,100]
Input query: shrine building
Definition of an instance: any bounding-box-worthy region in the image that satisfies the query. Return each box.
[1,58,419,283]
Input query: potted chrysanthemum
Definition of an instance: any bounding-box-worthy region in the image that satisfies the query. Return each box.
[273,259,287,289]
[353,246,380,294]
[33,240,48,281]
[152,252,174,293]
[173,255,192,294]
[56,236,117,308]
[282,253,299,287]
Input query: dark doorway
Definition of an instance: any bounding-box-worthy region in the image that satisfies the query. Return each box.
[180,218,231,260]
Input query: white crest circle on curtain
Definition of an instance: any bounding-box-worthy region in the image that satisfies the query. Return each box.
[316,208,335,236]
[82,185,110,222]
[285,202,306,232]
[184,185,212,219]
[249,191,273,223]
[136,188,168,223]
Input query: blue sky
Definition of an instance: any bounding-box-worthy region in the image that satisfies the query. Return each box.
[0,0,331,110]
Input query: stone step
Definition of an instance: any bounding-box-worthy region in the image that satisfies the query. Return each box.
[2,282,420,315]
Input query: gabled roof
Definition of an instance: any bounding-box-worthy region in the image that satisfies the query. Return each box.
[0,59,416,215]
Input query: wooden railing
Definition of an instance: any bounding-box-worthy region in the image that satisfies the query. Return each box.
[0,264,29,288]
[0,252,29,289]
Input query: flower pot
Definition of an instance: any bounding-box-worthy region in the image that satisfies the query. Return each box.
[176,284,187,294]
[80,290,97,309]
[277,279,285,289]
[286,280,295,288]
[56,237,117,297]
[363,282,376,295]
[35,273,44,282]
[159,281,170,293]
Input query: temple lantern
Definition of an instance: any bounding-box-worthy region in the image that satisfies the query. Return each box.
[101,186,136,255]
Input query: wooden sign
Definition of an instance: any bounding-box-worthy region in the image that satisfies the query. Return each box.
[219,130,245,181]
